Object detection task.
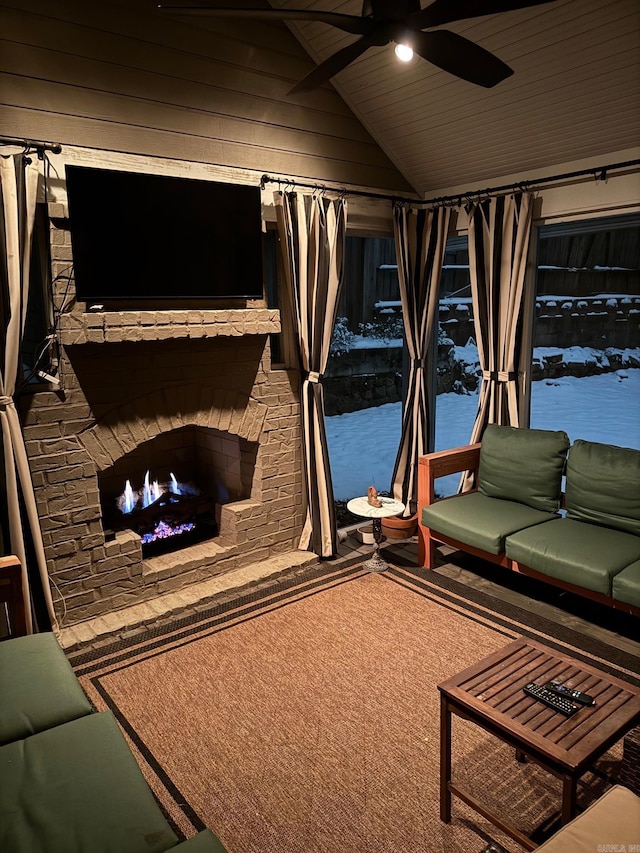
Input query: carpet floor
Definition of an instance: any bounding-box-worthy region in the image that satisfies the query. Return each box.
[72,562,640,853]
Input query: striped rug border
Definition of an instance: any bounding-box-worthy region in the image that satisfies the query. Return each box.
[388,566,640,685]
[71,557,639,684]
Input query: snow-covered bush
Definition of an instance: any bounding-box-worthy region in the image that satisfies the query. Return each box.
[330,317,355,356]
[358,315,404,341]
[438,325,454,346]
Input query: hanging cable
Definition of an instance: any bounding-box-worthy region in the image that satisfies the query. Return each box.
[6,142,65,395]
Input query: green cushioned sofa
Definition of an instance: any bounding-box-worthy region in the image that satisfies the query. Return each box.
[418,425,640,615]
[0,631,228,853]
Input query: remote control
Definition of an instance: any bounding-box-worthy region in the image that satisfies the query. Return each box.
[544,681,596,706]
[523,682,580,716]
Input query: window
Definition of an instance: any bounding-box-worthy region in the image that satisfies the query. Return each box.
[529,214,640,450]
[324,236,404,518]
[321,209,640,520]
[325,232,482,508]
[434,235,479,495]
[432,213,640,496]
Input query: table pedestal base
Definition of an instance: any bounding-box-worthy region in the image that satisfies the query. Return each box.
[363,547,389,573]
[363,518,389,573]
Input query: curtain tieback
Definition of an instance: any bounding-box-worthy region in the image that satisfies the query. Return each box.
[411,358,425,368]
[482,370,517,383]
[306,371,321,384]
[0,395,14,409]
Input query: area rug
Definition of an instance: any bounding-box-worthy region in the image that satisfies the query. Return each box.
[72,563,640,853]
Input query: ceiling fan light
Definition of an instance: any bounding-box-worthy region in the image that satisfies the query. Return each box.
[394,43,414,62]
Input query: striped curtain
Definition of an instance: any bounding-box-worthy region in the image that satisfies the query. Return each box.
[391,204,451,514]
[462,192,534,487]
[0,153,57,633]
[274,191,347,557]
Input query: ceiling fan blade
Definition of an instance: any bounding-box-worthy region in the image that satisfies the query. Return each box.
[413,0,558,30]
[412,29,513,87]
[156,5,373,36]
[289,33,382,95]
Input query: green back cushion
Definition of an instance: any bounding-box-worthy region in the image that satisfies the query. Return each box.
[0,632,93,745]
[478,424,570,512]
[566,439,640,536]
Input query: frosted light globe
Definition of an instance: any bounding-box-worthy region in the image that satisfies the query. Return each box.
[394,43,414,62]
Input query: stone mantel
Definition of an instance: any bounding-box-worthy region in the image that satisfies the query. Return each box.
[58,308,281,345]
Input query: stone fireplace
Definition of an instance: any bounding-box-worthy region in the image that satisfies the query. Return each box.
[19,202,306,628]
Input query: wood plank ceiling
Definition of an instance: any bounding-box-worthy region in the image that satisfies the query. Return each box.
[269,0,640,196]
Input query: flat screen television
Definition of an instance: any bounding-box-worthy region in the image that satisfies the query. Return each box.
[65,165,265,303]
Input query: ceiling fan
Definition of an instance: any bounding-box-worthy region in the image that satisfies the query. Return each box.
[157,0,559,94]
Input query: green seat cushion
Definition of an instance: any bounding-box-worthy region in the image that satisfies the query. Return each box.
[566,440,640,536]
[478,424,570,512]
[0,710,179,853]
[612,560,640,608]
[422,492,560,555]
[0,632,93,745]
[174,830,229,852]
[505,519,640,595]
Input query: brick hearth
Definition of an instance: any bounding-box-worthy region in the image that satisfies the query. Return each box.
[19,203,307,629]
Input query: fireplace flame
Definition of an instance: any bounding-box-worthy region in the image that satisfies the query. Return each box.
[117,472,200,515]
[123,479,135,514]
[115,472,211,553]
[143,470,161,508]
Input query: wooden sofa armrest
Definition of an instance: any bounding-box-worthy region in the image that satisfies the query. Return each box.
[418,444,481,506]
[0,555,28,638]
[416,444,481,569]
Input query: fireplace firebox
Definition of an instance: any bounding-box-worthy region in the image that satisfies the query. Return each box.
[98,424,251,559]
[111,470,218,557]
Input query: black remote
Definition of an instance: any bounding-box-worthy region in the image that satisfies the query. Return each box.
[544,681,596,706]
[523,682,580,716]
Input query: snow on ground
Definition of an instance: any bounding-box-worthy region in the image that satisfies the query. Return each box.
[326,368,640,501]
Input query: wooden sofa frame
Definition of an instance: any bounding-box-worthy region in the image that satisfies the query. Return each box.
[0,555,27,638]
[417,444,640,617]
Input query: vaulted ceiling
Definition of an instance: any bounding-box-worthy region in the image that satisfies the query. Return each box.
[269,0,640,196]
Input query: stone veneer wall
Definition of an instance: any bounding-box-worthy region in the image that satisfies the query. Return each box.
[18,203,306,628]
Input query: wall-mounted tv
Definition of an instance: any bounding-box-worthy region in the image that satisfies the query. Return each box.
[65,165,265,303]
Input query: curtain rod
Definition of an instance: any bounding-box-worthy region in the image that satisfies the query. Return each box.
[260,173,418,204]
[0,135,62,156]
[261,158,640,207]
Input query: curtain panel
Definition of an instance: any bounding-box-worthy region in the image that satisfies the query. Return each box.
[274,191,347,557]
[0,154,57,633]
[391,204,451,515]
[461,192,534,492]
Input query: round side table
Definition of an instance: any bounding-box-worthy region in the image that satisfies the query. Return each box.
[346,495,405,572]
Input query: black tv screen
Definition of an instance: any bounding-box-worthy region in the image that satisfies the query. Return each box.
[65,165,265,302]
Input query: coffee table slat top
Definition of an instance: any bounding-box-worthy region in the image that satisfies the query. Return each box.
[438,638,640,770]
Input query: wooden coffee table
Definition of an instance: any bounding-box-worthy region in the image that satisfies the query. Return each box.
[438,637,640,850]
